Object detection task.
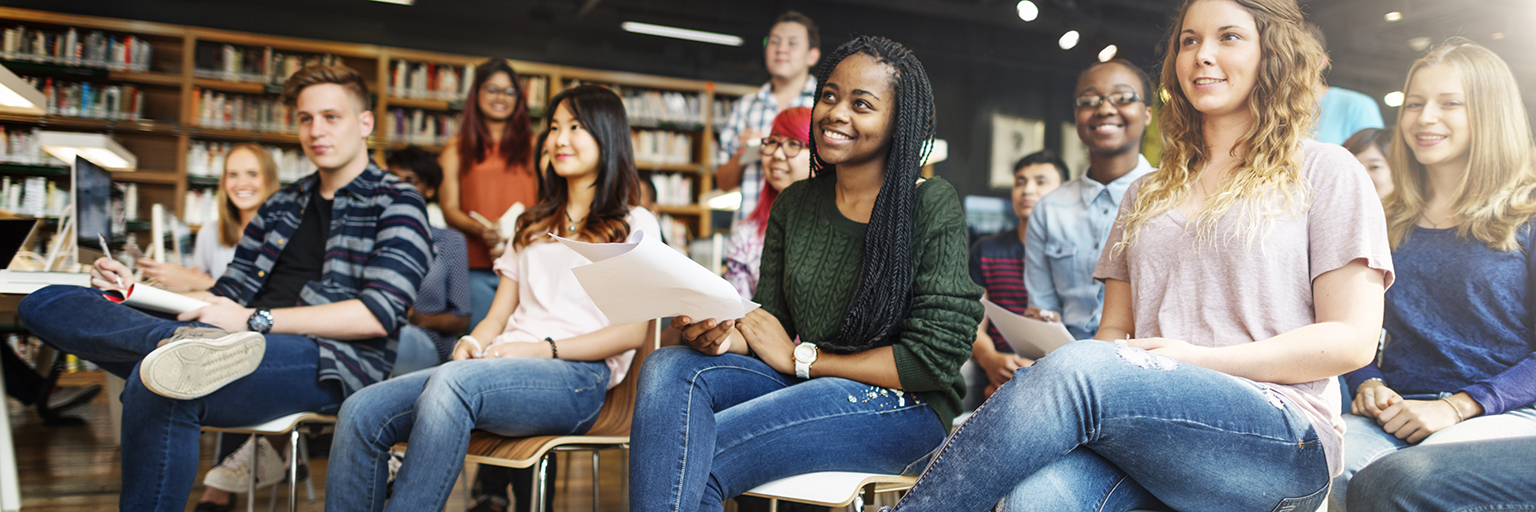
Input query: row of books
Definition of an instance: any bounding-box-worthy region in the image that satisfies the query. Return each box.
[621,88,706,128]
[0,25,153,73]
[387,60,471,101]
[388,108,461,147]
[649,172,694,207]
[181,187,221,227]
[0,126,52,166]
[191,88,294,133]
[657,213,692,252]
[193,43,344,84]
[20,76,146,121]
[633,129,694,166]
[186,140,315,183]
[0,175,63,218]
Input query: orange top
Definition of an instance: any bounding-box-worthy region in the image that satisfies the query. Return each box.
[460,149,539,269]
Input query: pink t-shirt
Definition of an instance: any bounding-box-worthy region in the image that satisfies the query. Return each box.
[490,207,661,389]
[1093,140,1395,476]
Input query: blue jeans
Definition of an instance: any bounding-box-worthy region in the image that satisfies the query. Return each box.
[467,269,500,332]
[1330,403,1536,511]
[18,285,345,512]
[1346,436,1536,512]
[326,356,610,512]
[891,341,1330,512]
[629,346,948,512]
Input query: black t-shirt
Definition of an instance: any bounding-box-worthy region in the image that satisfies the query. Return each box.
[248,186,332,309]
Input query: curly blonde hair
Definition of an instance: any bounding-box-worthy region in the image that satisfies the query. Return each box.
[1385,38,1536,252]
[1115,0,1323,254]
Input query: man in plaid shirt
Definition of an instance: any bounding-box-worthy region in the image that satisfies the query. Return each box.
[715,11,822,223]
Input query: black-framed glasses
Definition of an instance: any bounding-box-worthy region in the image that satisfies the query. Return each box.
[760,137,806,157]
[1074,91,1143,109]
[481,85,520,98]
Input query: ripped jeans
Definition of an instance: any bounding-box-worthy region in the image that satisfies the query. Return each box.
[629,346,948,512]
[892,340,1331,512]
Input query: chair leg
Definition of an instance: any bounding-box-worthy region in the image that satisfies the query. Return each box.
[768,498,778,512]
[532,455,551,512]
[591,451,600,512]
[288,429,300,512]
[248,434,259,512]
[299,433,315,502]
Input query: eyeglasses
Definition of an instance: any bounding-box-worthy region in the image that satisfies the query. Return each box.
[1074,91,1143,109]
[760,137,806,157]
[481,85,520,98]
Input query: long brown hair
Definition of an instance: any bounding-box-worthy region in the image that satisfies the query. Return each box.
[457,59,534,174]
[512,85,638,250]
[1116,0,1322,254]
[216,144,280,247]
[1385,38,1536,251]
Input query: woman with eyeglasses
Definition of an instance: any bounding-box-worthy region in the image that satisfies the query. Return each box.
[724,106,812,300]
[438,59,540,334]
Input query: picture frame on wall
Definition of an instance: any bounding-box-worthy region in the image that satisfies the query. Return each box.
[990,113,1045,189]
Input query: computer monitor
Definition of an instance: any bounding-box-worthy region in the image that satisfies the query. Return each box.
[73,155,116,264]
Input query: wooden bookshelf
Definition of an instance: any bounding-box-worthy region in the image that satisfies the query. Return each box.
[0,6,755,240]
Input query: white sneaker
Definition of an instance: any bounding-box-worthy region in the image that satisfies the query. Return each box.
[203,437,289,493]
[140,331,265,400]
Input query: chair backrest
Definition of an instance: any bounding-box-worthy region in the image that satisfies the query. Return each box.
[579,318,659,437]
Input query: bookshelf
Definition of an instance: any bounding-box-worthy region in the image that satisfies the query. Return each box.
[0,6,755,241]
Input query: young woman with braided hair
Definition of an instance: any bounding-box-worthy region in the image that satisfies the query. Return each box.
[629,35,982,511]
[882,0,1393,510]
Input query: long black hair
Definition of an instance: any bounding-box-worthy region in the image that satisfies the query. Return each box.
[809,35,935,353]
[512,85,637,249]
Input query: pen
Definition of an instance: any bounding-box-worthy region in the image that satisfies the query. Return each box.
[98,233,123,289]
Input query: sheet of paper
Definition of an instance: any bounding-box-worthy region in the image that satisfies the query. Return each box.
[556,232,758,325]
[104,283,211,315]
[982,299,1076,359]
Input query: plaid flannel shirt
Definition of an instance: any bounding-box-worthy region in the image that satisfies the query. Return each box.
[716,77,818,222]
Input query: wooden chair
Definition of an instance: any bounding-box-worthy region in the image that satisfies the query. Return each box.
[743,472,917,512]
[203,412,335,512]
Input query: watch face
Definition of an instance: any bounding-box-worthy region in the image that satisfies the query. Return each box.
[793,343,816,362]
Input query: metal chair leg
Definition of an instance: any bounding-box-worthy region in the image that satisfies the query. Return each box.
[247,434,258,512]
[532,455,551,512]
[299,432,315,502]
[768,498,778,512]
[591,451,600,512]
[288,429,300,512]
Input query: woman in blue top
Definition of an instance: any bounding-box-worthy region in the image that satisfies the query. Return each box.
[1331,38,1536,511]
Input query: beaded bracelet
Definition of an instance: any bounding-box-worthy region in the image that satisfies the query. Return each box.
[546,337,559,359]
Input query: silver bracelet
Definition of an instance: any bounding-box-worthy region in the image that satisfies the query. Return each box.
[1440,397,1465,423]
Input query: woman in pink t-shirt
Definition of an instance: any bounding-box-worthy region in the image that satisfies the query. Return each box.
[883,1,1393,511]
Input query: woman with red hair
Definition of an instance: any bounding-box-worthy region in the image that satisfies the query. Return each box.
[725,106,812,300]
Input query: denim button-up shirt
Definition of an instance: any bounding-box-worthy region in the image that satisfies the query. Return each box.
[1024,155,1154,340]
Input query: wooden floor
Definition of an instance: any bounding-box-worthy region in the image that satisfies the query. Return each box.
[7,383,631,511]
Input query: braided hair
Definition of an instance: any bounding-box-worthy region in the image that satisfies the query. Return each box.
[809,35,935,353]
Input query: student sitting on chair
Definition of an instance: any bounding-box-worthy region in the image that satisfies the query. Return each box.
[1329,38,1536,512]
[631,35,983,511]
[17,65,431,512]
[384,146,472,377]
[324,85,656,512]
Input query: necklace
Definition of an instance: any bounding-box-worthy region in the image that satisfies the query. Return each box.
[564,209,586,233]
[1420,211,1453,229]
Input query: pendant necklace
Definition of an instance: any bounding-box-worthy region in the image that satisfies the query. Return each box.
[565,210,586,233]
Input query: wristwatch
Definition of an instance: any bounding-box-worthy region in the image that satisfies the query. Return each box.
[247,309,274,334]
[793,342,819,379]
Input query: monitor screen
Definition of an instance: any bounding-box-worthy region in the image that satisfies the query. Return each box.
[73,156,115,264]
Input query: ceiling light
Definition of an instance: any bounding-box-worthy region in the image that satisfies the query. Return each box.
[369,0,413,4]
[1384,91,1404,107]
[38,131,137,171]
[1493,32,1507,40]
[1098,45,1118,62]
[1385,11,1403,22]
[1016,1,1040,22]
[0,63,45,115]
[622,22,743,46]
[1409,37,1433,52]
[1059,30,1080,50]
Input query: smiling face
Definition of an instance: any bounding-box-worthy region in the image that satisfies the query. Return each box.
[1175,0,1262,121]
[1354,145,1394,199]
[547,102,600,182]
[477,71,518,122]
[1013,163,1064,220]
[295,83,373,172]
[1400,64,1472,176]
[224,148,270,212]
[763,135,811,193]
[765,22,819,81]
[1075,63,1151,155]
[813,53,896,169]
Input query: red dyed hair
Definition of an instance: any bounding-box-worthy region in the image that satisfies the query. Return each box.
[745,107,812,235]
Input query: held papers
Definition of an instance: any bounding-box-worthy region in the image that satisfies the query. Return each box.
[556,232,758,325]
[104,283,211,314]
[981,299,1076,359]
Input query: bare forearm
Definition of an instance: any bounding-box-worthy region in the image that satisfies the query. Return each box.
[271,299,388,340]
[811,346,903,389]
[1199,322,1379,384]
[544,322,648,361]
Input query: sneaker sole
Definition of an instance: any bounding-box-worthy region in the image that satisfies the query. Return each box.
[140,332,265,400]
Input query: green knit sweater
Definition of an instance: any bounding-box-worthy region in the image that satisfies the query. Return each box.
[757,173,984,431]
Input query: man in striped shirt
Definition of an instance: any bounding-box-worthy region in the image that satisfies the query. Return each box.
[19,65,430,511]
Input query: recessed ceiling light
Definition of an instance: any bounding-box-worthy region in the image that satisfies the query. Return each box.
[1017,1,1040,22]
[1385,11,1403,22]
[1059,30,1080,50]
[622,22,743,46]
[1098,45,1118,62]
[1384,91,1403,107]
[1409,37,1433,52]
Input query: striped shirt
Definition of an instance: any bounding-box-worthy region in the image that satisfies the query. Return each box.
[716,77,818,222]
[415,226,472,362]
[968,231,1028,353]
[211,163,431,397]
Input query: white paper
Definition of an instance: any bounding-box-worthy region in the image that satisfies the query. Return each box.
[556,232,758,325]
[105,283,211,315]
[982,299,1076,359]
